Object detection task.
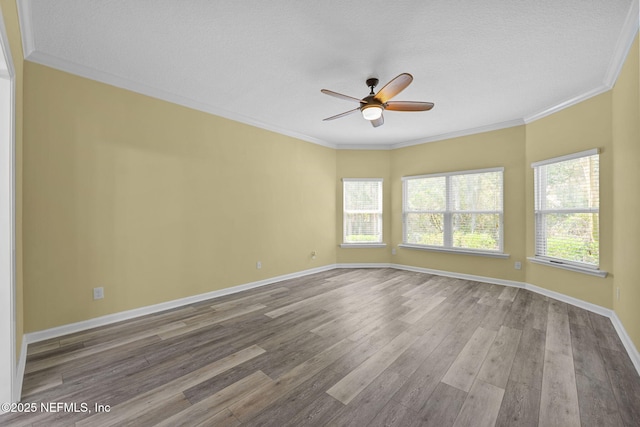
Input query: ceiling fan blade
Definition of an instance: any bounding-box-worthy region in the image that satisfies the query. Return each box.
[323,107,361,121]
[385,101,434,111]
[321,89,364,103]
[375,73,413,103]
[371,115,384,128]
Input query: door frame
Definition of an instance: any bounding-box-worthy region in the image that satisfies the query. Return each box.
[0,7,17,405]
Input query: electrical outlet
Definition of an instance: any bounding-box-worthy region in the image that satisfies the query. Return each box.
[311,251,317,260]
[391,248,397,255]
[514,261,522,270]
[93,287,104,300]
[256,261,262,269]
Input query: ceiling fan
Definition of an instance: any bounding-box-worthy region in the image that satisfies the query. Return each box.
[321,73,434,128]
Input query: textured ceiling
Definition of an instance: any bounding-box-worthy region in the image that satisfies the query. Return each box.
[18,0,638,148]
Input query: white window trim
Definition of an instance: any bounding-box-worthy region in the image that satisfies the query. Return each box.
[530,148,599,168]
[399,243,509,258]
[0,8,17,405]
[342,178,384,246]
[527,257,607,278]
[531,149,606,276]
[401,167,505,256]
[401,166,505,181]
[340,243,387,249]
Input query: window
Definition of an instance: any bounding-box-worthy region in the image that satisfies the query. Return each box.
[532,149,602,274]
[342,179,383,246]
[401,168,504,255]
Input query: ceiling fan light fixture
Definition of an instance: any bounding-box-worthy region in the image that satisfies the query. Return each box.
[361,105,383,121]
[322,73,433,127]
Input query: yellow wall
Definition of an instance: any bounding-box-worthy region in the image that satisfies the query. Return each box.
[336,150,392,264]
[525,93,614,308]
[612,35,640,349]
[390,126,527,282]
[23,63,336,331]
[1,0,24,360]
[16,19,640,357]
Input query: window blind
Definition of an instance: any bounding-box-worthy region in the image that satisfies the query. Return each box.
[403,168,503,252]
[533,150,599,267]
[343,179,383,244]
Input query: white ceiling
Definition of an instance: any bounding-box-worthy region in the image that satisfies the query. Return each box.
[18,0,639,149]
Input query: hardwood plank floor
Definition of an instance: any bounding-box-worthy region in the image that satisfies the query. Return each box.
[2,268,640,426]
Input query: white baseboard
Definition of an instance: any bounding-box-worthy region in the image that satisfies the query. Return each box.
[14,264,331,400]
[610,312,640,375]
[335,263,392,269]
[523,282,613,318]
[23,264,335,346]
[390,263,526,289]
[390,262,613,316]
[343,262,639,374]
[14,338,27,402]
[18,262,640,396]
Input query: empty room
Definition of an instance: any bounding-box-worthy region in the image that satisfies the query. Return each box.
[1,1,640,426]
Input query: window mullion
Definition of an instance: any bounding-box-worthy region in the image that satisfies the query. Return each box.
[402,180,407,243]
[444,175,453,248]
[402,167,503,252]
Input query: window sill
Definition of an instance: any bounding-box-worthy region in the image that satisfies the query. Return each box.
[399,244,509,259]
[527,257,608,278]
[340,243,387,249]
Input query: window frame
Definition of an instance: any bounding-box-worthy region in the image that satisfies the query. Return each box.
[341,178,385,248]
[400,167,507,257]
[529,149,606,277]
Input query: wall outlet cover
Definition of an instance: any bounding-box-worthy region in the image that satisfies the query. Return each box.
[93,287,104,300]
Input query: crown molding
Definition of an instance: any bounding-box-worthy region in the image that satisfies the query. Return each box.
[336,143,394,150]
[335,118,526,150]
[23,50,338,150]
[523,84,611,124]
[525,1,639,125]
[15,0,640,151]
[19,43,527,154]
[16,0,35,58]
[604,0,639,87]
[387,119,526,150]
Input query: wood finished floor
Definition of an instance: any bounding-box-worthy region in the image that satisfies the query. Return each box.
[3,268,640,426]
